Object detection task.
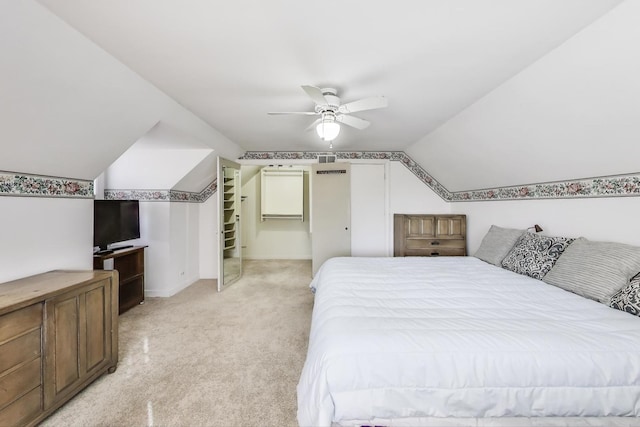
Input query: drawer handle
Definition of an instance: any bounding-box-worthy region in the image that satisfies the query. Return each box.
[430,241,440,245]
[431,252,440,256]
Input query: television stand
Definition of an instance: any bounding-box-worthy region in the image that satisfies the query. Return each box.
[94,249,114,255]
[110,244,134,251]
[93,246,147,314]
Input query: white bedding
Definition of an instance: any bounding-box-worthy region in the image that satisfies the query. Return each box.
[297,257,640,426]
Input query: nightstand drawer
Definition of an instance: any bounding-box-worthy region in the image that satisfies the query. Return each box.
[406,239,465,250]
[405,248,466,257]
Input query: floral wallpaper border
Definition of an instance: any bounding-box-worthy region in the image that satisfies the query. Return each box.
[240,151,640,202]
[104,179,217,202]
[448,174,640,202]
[239,150,451,200]
[0,171,93,198]
[6,153,640,203]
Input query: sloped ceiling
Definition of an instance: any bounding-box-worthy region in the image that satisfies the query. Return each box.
[406,0,640,191]
[104,122,214,191]
[4,0,635,193]
[36,0,622,158]
[173,151,217,193]
[1,1,242,181]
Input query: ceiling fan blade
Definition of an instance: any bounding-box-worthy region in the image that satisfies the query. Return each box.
[267,111,319,115]
[336,114,370,130]
[305,118,322,132]
[338,96,388,114]
[301,85,328,106]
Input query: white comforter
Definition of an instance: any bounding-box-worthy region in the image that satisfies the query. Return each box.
[297,257,640,426]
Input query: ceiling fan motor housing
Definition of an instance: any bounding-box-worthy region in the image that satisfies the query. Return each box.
[321,88,340,109]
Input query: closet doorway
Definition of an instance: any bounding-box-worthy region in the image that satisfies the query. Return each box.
[240,165,312,262]
[217,157,242,291]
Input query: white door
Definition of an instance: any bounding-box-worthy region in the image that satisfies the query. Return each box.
[311,162,351,276]
[351,163,388,256]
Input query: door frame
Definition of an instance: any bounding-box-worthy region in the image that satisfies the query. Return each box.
[217,157,242,292]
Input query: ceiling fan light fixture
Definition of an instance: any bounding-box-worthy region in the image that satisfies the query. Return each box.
[316,114,340,141]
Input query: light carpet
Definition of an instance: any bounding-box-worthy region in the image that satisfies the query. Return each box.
[41,259,314,427]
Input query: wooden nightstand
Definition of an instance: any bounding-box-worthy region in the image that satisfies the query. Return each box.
[394,214,466,257]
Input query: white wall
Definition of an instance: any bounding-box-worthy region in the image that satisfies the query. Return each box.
[388,161,451,248]
[0,197,93,283]
[240,165,312,260]
[128,202,170,297]
[169,203,200,293]
[452,197,640,255]
[129,201,202,297]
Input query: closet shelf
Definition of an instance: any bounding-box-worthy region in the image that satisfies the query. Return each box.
[261,214,303,221]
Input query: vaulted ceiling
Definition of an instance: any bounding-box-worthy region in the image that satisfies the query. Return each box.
[3,0,638,193]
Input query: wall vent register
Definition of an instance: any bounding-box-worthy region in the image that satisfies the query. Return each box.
[261,168,304,221]
[317,155,336,163]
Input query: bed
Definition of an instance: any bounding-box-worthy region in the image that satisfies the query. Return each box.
[297,256,640,427]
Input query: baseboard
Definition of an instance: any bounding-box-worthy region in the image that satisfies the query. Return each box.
[243,255,312,260]
[145,278,197,298]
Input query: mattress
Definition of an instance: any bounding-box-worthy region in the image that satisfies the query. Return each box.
[297,257,640,427]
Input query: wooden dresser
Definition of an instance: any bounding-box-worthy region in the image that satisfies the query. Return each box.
[394,214,467,257]
[0,270,118,427]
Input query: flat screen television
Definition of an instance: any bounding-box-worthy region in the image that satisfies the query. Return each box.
[93,200,140,252]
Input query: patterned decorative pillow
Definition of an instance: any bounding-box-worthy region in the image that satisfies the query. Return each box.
[501,233,574,280]
[610,273,640,316]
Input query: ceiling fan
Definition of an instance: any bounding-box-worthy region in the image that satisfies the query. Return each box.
[268,86,388,142]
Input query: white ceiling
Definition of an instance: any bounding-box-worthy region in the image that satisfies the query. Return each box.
[37,0,622,153]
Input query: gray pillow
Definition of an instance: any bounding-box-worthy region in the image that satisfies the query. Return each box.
[474,225,525,266]
[501,233,574,280]
[543,237,640,304]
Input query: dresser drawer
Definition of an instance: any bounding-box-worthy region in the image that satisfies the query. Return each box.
[0,357,41,410]
[0,330,41,374]
[0,304,42,344]
[0,386,41,427]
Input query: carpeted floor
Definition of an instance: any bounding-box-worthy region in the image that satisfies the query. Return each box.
[41,259,314,427]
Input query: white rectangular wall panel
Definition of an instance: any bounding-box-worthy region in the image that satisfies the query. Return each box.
[351,163,388,257]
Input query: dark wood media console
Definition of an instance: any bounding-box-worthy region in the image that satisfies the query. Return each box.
[93,246,146,314]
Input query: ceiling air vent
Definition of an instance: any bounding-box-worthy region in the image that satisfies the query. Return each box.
[317,155,336,164]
